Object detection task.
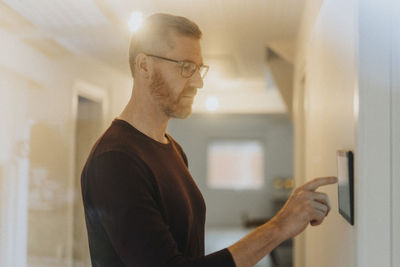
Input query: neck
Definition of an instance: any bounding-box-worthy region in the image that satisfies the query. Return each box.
[118,88,170,144]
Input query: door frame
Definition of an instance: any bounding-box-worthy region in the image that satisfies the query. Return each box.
[67,80,108,267]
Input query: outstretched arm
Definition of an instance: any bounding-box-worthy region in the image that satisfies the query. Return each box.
[228,176,338,267]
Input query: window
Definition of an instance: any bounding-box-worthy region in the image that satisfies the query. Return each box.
[207,140,264,190]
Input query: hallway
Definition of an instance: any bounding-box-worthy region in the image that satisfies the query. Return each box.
[0,0,399,266]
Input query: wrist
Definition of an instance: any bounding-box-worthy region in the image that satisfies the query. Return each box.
[228,220,287,267]
[267,215,291,242]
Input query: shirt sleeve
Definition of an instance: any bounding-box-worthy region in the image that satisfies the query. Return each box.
[87,151,236,267]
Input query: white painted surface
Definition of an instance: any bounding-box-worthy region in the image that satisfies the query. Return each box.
[293,0,358,266]
[293,2,323,266]
[0,20,129,265]
[302,0,357,266]
[0,71,32,267]
[357,0,393,266]
[0,27,58,87]
[295,0,399,266]
[391,2,400,266]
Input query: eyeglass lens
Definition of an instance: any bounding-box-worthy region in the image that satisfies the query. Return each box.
[181,63,208,79]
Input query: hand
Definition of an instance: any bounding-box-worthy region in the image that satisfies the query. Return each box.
[270,176,338,239]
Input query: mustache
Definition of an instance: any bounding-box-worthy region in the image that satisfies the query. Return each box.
[179,87,197,97]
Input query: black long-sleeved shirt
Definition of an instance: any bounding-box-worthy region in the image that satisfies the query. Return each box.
[81,119,236,266]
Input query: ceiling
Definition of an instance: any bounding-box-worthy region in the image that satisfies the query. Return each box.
[0,0,305,114]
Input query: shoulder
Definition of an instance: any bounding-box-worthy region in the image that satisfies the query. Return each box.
[84,150,158,197]
[89,120,150,164]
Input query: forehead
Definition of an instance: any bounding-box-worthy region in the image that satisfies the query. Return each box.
[165,31,203,64]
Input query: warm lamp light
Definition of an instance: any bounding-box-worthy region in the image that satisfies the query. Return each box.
[129,11,143,32]
[206,96,219,111]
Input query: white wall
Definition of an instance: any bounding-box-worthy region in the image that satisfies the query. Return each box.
[294,0,399,267]
[293,0,357,266]
[292,1,323,265]
[357,0,398,266]
[167,114,293,227]
[392,3,400,266]
[0,27,131,266]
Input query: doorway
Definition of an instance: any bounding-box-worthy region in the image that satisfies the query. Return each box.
[72,90,105,266]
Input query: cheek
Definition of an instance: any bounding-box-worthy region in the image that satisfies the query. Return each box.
[152,67,189,98]
[166,78,188,98]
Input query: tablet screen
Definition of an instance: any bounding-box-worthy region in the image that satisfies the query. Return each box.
[337,150,354,225]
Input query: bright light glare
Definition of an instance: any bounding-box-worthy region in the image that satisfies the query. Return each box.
[129,11,143,32]
[206,96,219,111]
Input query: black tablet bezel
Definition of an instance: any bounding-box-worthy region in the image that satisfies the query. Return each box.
[337,150,354,225]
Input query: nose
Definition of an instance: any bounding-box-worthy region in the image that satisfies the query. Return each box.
[189,69,204,89]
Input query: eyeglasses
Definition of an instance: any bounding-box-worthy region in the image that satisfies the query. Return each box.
[146,54,209,79]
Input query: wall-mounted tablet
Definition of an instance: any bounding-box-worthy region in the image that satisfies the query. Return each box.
[337,150,354,225]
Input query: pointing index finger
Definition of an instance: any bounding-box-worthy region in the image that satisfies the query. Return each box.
[301,176,338,191]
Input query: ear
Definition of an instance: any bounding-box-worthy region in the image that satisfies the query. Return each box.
[135,53,151,79]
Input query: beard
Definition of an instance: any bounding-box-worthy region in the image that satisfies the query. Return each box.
[150,69,196,119]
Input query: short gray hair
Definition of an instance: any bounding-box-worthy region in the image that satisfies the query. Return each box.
[129,13,202,77]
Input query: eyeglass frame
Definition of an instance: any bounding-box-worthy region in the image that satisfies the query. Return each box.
[146,54,209,79]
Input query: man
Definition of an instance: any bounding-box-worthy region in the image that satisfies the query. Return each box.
[81,13,337,267]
